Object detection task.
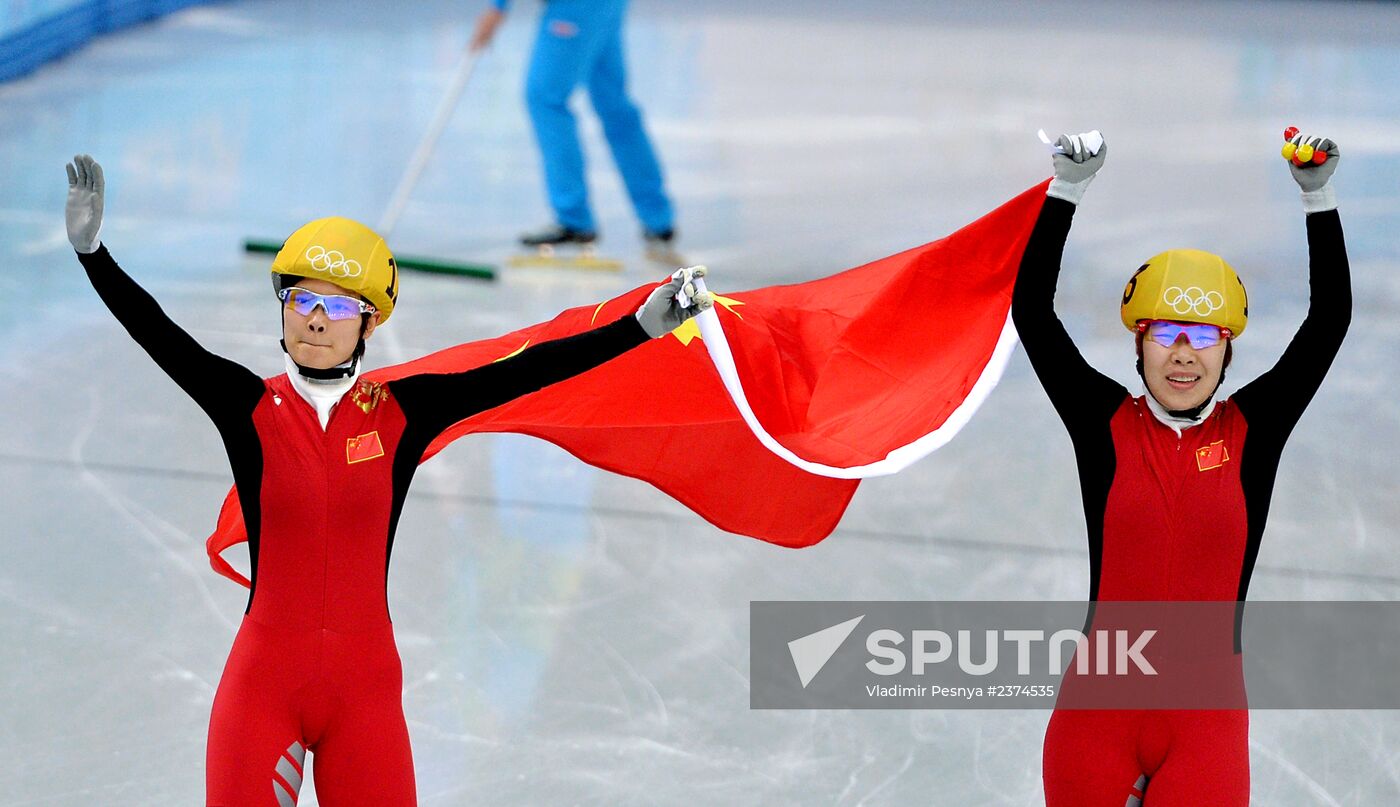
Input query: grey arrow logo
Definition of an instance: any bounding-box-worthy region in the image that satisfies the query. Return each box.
[788,615,865,688]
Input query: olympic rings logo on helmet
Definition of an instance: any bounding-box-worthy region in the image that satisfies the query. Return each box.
[1163,286,1225,317]
[304,245,364,279]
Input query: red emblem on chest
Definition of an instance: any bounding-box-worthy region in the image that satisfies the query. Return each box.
[1196,440,1230,471]
[346,431,385,464]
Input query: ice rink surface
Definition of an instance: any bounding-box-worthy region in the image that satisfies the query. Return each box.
[3,0,1400,804]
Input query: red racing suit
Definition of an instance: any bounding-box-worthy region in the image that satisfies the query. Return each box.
[1011,198,1351,806]
[80,246,650,806]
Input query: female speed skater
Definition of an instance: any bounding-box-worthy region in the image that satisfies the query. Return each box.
[1012,130,1349,806]
[63,154,713,807]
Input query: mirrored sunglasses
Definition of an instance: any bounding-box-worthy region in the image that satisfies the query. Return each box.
[1139,320,1230,350]
[278,288,375,321]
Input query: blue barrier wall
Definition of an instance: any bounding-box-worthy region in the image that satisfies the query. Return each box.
[0,0,223,82]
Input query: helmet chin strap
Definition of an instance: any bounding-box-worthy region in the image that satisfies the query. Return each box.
[1136,352,1227,420]
[280,314,369,382]
[281,338,364,381]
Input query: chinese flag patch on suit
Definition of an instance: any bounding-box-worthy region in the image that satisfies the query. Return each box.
[346,431,384,464]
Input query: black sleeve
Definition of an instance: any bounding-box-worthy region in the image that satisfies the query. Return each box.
[1011,196,1129,431]
[78,245,265,425]
[1232,210,1351,442]
[389,314,651,442]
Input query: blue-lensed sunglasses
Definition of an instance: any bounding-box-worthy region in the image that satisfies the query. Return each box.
[277,288,376,321]
[1139,320,1230,349]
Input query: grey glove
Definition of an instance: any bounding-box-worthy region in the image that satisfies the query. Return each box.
[1287,133,1339,213]
[65,154,105,253]
[1046,132,1107,205]
[635,265,714,338]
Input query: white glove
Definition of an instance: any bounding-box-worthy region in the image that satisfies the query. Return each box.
[635,266,714,338]
[65,154,105,253]
[1044,130,1107,205]
[1286,133,1340,213]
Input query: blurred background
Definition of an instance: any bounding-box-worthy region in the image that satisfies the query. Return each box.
[3,0,1399,804]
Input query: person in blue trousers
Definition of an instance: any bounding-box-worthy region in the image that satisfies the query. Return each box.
[472,0,677,254]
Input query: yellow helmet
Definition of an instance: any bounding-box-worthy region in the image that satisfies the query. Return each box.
[1120,249,1248,338]
[270,217,398,323]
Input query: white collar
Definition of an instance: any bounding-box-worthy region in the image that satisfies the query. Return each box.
[1142,383,1216,436]
[284,354,359,429]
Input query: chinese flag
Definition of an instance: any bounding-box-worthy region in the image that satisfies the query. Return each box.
[1195,440,1230,471]
[207,182,1049,588]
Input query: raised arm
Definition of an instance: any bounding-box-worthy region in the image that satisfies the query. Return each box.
[1234,134,1351,438]
[390,267,713,440]
[67,155,264,423]
[1011,133,1128,430]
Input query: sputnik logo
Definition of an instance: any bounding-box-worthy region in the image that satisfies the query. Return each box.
[788,615,865,688]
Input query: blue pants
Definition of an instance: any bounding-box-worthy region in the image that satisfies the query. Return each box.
[525,0,674,235]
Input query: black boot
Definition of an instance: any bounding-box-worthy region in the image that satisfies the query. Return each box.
[520,224,597,247]
[643,227,675,247]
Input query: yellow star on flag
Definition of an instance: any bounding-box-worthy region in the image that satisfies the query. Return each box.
[591,294,745,346]
[670,293,744,347]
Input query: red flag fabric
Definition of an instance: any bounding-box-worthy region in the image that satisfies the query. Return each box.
[206,181,1049,587]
